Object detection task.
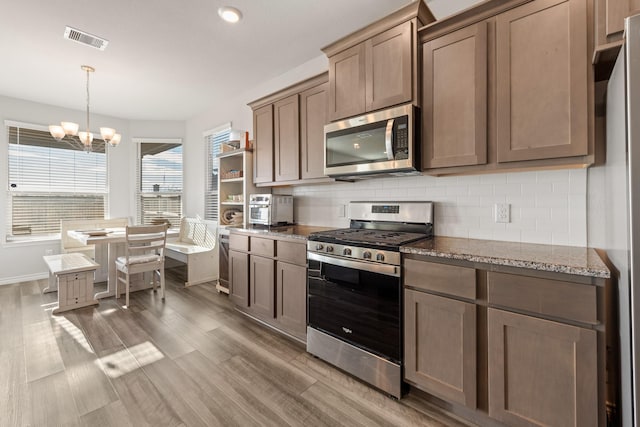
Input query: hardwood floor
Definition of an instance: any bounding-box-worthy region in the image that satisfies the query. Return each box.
[1,267,472,427]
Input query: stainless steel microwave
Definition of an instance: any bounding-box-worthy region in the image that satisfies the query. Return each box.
[324,103,419,179]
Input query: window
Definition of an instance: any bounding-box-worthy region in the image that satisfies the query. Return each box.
[136,139,183,228]
[204,123,231,221]
[6,121,107,242]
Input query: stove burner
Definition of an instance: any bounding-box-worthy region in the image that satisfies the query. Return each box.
[310,228,429,247]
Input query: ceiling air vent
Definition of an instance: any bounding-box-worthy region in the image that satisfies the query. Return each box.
[63,26,109,51]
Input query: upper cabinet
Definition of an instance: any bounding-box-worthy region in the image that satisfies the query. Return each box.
[300,82,329,180]
[496,0,588,163]
[253,104,274,184]
[593,0,639,80]
[420,0,595,175]
[423,22,488,169]
[595,0,640,47]
[248,73,329,187]
[323,2,435,122]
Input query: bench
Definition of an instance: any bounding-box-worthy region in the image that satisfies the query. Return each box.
[43,253,100,314]
[165,217,217,287]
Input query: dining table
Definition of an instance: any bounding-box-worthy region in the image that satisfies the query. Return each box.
[67,227,178,300]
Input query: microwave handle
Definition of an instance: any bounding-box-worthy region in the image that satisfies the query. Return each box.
[385,119,395,160]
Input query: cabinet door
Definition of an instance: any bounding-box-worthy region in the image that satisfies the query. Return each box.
[487,309,597,427]
[328,43,366,121]
[366,21,413,112]
[276,261,307,339]
[496,0,588,162]
[274,94,300,182]
[404,289,476,408]
[596,0,630,46]
[300,82,328,180]
[249,255,275,319]
[229,250,249,307]
[253,104,274,183]
[423,22,487,169]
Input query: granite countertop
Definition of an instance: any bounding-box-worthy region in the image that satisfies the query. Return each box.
[401,236,610,279]
[229,225,334,241]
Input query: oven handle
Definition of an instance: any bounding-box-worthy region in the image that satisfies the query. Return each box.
[308,252,400,277]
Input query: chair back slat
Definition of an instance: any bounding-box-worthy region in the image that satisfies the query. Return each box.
[124,224,168,262]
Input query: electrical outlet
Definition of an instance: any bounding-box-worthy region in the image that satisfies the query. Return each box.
[495,203,510,223]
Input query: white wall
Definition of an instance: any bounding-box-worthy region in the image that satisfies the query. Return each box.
[0,95,184,284]
[183,55,328,217]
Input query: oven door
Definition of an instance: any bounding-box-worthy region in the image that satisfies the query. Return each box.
[249,205,269,225]
[307,252,402,363]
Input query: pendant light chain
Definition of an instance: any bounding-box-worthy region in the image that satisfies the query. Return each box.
[86,66,90,139]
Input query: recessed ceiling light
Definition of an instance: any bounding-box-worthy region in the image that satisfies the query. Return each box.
[218,6,242,23]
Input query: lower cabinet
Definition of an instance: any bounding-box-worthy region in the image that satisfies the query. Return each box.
[404,289,477,407]
[403,256,607,427]
[249,255,275,318]
[487,308,598,427]
[229,232,308,341]
[228,250,249,307]
[275,261,307,340]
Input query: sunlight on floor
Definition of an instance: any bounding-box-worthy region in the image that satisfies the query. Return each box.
[51,315,94,354]
[97,341,164,378]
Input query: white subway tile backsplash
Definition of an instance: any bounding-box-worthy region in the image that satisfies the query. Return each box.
[291,169,588,246]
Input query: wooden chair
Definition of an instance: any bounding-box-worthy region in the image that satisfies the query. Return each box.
[115,224,168,308]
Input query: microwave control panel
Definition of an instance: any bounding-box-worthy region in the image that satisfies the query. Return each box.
[394,116,409,160]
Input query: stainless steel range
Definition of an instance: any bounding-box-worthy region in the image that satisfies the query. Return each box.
[306,201,434,398]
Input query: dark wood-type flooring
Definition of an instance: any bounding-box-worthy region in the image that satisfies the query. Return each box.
[0,267,473,426]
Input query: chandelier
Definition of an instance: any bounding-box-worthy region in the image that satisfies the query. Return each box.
[49,65,121,152]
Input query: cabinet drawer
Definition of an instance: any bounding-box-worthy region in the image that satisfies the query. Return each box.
[229,234,249,252]
[487,272,598,324]
[250,236,275,258]
[277,241,307,266]
[404,259,476,300]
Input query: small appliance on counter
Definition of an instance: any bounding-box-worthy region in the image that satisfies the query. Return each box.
[248,194,294,226]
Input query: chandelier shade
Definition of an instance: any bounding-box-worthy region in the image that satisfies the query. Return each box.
[49,65,121,152]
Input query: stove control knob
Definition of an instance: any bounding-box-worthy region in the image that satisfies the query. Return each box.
[376,253,385,262]
[343,248,352,256]
[315,244,324,251]
[326,245,334,253]
[363,251,372,260]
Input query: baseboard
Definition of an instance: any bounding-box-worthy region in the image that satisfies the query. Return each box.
[0,272,48,286]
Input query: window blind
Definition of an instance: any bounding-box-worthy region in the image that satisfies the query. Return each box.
[204,124,231,221]
[6,124,107,241]
[136,140,183,227]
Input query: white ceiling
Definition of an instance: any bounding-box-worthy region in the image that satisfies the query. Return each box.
[0,0,480,121]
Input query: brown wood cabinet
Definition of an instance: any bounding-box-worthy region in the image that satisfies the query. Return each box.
[496,0,588,163]
[253,104,274,184]
[366,21,413,113]
[595,0,639,47]
[488,308,598,427]
[422,22,488,169]
[249,73,329,186]
[300,82,329,180]
[275,261,307,340]
[323,1,434,122]
[405,289,477,408]
[402,254,608,427]
[228,249,249,307]
[229,231,308,341]
[274,94,300,182]
[249,255,275,319]
[328,43,366,121]
[420,0,595,175]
